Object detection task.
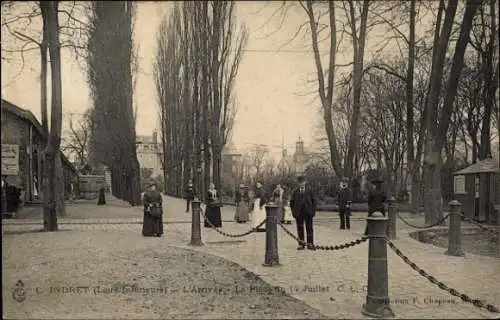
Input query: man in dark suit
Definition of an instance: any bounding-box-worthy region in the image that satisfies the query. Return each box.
[337,178,352,230]
[290,176,317,250]
[184,180,196,212]
[364,177,387,235]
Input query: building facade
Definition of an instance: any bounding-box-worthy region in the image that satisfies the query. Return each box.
[277,136,314,176]
[1,99,77,203]
[136,131,163,178]
[221,144,242,195]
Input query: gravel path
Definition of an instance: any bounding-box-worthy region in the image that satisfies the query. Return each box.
[2,230,327,319]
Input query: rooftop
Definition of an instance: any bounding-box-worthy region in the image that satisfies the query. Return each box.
[453,157,499,175]
[1,99,77,174]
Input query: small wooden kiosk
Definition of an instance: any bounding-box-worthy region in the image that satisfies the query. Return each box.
[452,158,499,224]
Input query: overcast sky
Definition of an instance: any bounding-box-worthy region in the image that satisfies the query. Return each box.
[1,1,429,159]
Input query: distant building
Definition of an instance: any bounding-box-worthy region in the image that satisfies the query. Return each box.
[136,131,163,178]
[277,148,294,175]
[293,137,307,175]
[221,143,242,194]
[1,99,78,203]
[277,136,318,176]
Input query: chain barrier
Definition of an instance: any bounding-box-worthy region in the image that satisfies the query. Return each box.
[278,222,368,250]
[457,213,499,235]
[396,211,450,229]
[386,238,499,314]
[199,208,266,238]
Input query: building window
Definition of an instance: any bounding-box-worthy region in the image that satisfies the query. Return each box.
[453,175,466,195]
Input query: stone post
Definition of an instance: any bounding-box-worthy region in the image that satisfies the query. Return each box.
[387,196,397,239]
[362,211,395,318]
[190,198,203,246]
[446,200,464,256]
[263,203,280,267]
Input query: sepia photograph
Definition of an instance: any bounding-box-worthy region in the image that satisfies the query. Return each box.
[1,0,499,319]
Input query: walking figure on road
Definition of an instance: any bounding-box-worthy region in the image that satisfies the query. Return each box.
[290,176,317,250]
[337,179,352,230]
[204,183,222,228]
[234,184,249,223]
[250,182,267,232]
[142,181,164,237]
[364,177,386,235]
[184,180,195,213]
[97,187,106,205]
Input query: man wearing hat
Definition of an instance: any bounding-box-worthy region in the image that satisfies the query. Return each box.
[364,177,387,235]
[337,178,352,230]
[290,176,317,250]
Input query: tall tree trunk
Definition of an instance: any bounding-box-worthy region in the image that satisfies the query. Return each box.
[478,1,498,159]
[345,0,370,178]
[182,5,193,191]
[55,153,65,216]
[407,0,418,213]
[40,28,49,134]
[160,111,168,193]
[210,3,221,192]
[424,0,482,224]
[39,3,49,205]
[304,0,342,176]
[477,1,498,222]
[212,144,221,192]
[192,11,201,197]
[201,1,210,202]
[422,0,458,225]
[42,0,63,231]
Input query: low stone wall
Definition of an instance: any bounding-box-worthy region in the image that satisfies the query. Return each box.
[409,227,496,244]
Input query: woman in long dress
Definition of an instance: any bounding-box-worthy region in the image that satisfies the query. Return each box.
[234,184,249,223]
[282,190,293,224]
[205,183,222,228]
[142,182,164,237]
[250,182,267,232]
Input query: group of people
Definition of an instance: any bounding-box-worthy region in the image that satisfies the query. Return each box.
[141,176,388,250]
[232,182,294,231]
[284,175,387,249]
[183,176,319,249]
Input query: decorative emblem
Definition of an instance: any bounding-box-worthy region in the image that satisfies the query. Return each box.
[12,280,26,302]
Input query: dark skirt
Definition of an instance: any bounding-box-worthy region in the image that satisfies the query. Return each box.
[97,191,106,205]
[204,205,222,228]
[142,212,163,236]
[234,201,249,223]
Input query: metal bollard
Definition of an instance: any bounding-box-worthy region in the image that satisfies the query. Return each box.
[263,203,280,267]
[190,198,203,246]
[387,196,397,239]
[362,211,395,318]
[445,200,464,257]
